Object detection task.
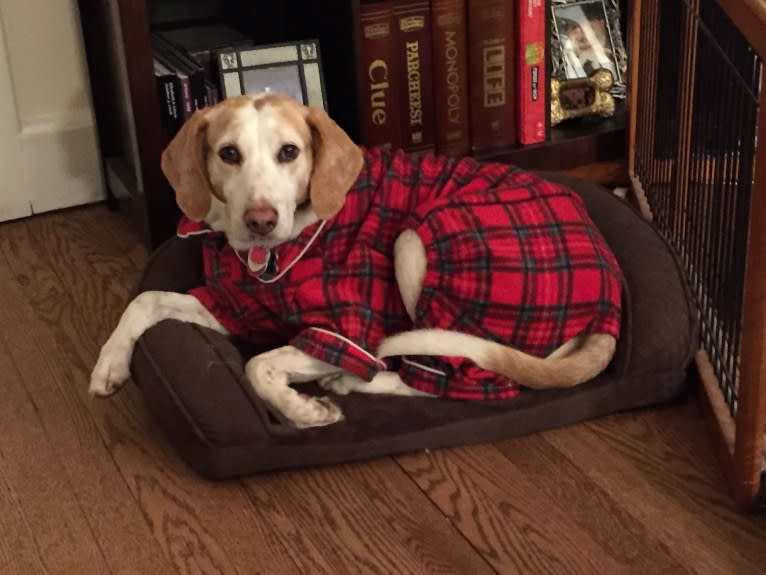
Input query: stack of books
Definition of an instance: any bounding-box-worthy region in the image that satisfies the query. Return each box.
[355,0,548,156]
[152,23,253,135]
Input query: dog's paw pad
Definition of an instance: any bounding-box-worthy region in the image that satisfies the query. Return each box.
[316,396,344,423]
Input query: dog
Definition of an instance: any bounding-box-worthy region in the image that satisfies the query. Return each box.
[90,93,622,428]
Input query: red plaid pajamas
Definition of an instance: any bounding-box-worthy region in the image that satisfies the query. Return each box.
[178,147,622,400]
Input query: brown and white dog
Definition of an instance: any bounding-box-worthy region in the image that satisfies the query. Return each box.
[89,94,617,428]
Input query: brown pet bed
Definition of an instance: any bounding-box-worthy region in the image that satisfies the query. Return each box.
[129,173,698,480]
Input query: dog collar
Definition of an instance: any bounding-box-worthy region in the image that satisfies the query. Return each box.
[176,216,327,280]
[176,217,271,275]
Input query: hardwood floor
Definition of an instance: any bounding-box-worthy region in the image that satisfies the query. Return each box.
[0,204,765,575]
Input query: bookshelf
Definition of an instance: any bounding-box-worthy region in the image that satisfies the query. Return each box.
[476,101,627,171]
[77,0,630,248]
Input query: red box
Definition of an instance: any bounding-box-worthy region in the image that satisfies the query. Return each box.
[517,0,546,145]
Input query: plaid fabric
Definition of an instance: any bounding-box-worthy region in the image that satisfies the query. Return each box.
[179,147,622,399]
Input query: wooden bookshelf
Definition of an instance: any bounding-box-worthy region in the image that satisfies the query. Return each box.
[477,102,627,174]
[76,0,631,249]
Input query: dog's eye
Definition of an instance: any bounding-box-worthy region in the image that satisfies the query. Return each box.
[218,145,242,165]
[277,144,299,163]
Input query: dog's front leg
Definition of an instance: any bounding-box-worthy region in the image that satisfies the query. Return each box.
[90,291,227,397]
[319,371,434,397]
[245,346,346,428]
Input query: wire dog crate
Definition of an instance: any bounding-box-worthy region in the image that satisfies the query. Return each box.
[628,0,766,507]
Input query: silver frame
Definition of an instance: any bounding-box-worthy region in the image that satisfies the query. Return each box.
[550,0,628,99]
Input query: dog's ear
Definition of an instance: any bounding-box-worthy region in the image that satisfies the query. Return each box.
[160,108,214,221]
[305,106,363,219]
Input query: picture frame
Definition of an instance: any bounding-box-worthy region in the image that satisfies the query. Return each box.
[550,69,616,126]
[217,40,328,110]
[550,0,627,98]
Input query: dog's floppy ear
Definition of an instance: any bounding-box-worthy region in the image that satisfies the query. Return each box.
[305,106,363,219]
[160,108,214,221]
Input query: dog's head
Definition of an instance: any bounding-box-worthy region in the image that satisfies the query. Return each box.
[160,94,363,251]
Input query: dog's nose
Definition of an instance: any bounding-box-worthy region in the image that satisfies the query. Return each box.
[244,206,278,236]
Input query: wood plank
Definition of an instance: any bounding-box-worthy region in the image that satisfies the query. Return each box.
[671,0,699,247]
[397,445,629,575]
[5,201,766,574]
[540,413,766,573]
[0,224,176,575]
[476,105,627,173]
[695,350,737,493]
[715,0,766,60]
[496,434,689,574]
[627,0,642,177]
[0,468,48,575]
[0,214,300,575]
[69,204,149,268]
[11,213,300,575]
[114,0,178,248]
[0,337,111,575]
[561,161,629,188]
[733,80,766,507]
[243,459,496,575]
[609,404,766,537]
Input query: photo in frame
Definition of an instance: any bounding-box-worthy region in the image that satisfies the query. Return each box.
[550,0,627,98]
[217,40,328,110]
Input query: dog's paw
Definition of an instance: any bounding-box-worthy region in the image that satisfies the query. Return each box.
[292,395,344,428]
[318,373,363,395]
[89,342,132,398]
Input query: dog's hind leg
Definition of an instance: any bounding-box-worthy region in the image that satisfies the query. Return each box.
[394,229,427,321]
[246,345,345,428]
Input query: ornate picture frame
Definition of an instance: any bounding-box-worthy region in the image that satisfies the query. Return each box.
[217,40,328,110]
[550,0,627,98]
[550,69,616,126]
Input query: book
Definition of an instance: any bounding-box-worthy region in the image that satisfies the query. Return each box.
[153,52,193,122]
[152,33,208,111]
[431,0,470,156]
[154,58,182,135]
[467,0,517,152]
[206,81,219,106]
[356,1,401,149]
[155,24,253,88]
[517,0,546,144]
[394,0,435,154]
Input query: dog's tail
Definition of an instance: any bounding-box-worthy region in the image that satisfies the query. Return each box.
[377,329,616,389]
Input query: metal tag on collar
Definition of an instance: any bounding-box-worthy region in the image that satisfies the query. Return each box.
[247,246,271,274]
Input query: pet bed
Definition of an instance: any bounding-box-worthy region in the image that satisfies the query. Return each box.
[128,172,697,479]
